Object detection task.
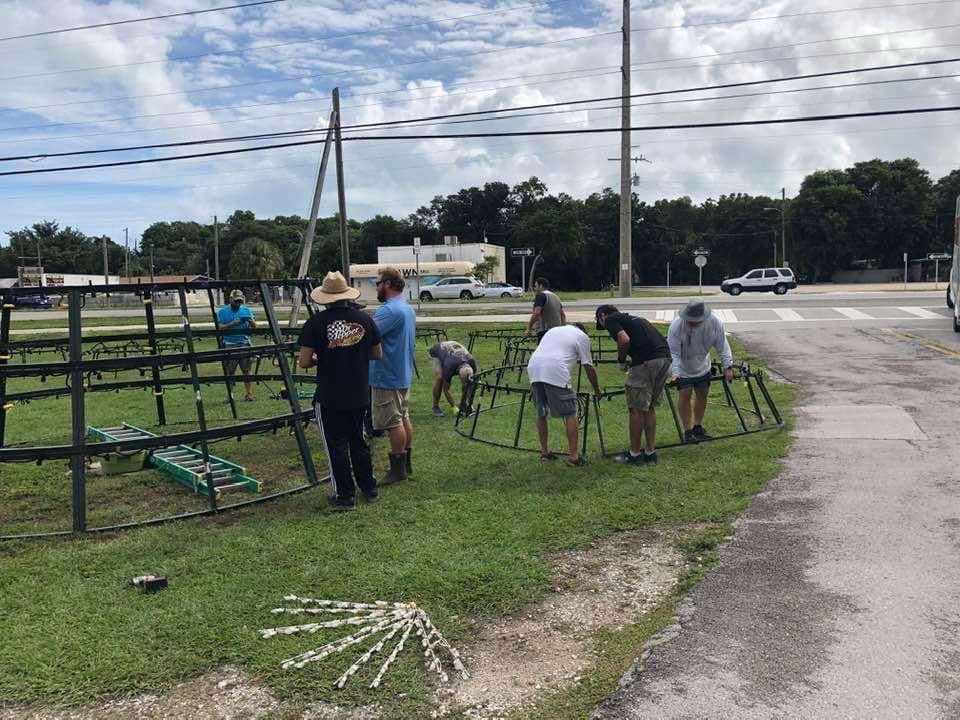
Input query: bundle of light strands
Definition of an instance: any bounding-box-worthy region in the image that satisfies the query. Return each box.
[261,595,469,689]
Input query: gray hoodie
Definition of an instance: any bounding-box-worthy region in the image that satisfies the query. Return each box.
[667,314,733,378]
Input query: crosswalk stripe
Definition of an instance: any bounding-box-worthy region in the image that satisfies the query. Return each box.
[773,308,803,322]
[655,310,675,322]
[898,306,942,319]
[834,307,872,320]
[714,309,738,323]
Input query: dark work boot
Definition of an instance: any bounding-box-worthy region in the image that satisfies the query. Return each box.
[405,448,413,477]
[379,453,407,486]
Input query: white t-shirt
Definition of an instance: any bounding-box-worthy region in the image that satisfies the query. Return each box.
[527,325,594,388]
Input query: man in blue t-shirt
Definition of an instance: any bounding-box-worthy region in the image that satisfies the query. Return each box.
[369,267,416,485]
[216,289,257,401]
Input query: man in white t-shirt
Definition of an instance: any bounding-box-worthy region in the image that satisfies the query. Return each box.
[526,323,602,467]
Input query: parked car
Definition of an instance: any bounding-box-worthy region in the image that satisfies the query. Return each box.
[721,267,797,295]
[483,281,524,298]
[12,294,54,308]
[419,276,485,301]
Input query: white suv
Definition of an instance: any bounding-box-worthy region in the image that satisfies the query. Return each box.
[721,267,797,295]
[419,276,485,300]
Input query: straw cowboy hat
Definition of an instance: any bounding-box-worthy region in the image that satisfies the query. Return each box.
[678,298,712,322]
[310,271,361,304]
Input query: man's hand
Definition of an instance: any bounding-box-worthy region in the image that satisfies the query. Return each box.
[670,373,679,383]
[723,367,734,383]
[523,328,532,337]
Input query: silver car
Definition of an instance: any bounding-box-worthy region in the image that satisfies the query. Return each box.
[483,282,524,298]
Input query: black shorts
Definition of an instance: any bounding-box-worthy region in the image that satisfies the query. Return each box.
[674,371,713,390]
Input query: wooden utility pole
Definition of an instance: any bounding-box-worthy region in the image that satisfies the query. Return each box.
[213,215,221,304]
[102,236,110,308]
[332,87,350,283]
[288,110,336,328]
[618,0,632,298]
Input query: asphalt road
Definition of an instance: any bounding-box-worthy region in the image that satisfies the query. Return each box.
[593,308,960,718]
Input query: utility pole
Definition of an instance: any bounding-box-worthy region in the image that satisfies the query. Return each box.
[149,242,155,283]
[781,187,787,266]
[214,215,220,304]
[123,227,129,280]
[332,87,350,283]
[102,236,110,308]
[288,109,336,328]
[618,0,632,298]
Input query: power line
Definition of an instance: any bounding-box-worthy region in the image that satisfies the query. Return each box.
[0,0,290,43]
[6,55,958,163]
[3,104,960,177]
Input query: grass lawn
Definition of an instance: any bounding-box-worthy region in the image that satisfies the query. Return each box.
[0,323,792,717]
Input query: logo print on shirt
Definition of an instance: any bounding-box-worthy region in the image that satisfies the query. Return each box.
[327,320,365,349]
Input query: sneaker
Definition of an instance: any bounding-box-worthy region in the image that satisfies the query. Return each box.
[614,451,645,465]
[327,495,355,511]
[432,406,444,417]
[361,491,379,503]
[692,425,712,441]
[644,451,658,465]
[566,457,589,467]
[683,429,699,443]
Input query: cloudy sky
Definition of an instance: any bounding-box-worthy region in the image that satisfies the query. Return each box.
[1,0,959,247]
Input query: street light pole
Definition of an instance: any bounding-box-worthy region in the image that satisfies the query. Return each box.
[781,187,787,265]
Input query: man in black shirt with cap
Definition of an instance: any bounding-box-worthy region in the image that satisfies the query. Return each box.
[596,304,672,465]
[298,271,382,510]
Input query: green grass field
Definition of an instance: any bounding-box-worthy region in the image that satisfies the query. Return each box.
[0,323,792,717]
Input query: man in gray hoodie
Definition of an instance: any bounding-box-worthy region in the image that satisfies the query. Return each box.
[667,299,733,443]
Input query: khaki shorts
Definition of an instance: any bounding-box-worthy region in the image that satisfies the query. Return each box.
[371,387,410,430]
[624,357,672,410]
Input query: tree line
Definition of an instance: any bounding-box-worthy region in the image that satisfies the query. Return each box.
[4,158,959,289]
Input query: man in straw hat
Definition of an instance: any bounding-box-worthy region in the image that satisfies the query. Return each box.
[667,299,734,443]
[428,340,477,417]
[369,266,417,485]
[298,272,383,510]
[217,288,258,401]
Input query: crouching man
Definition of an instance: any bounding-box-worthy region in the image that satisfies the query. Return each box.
[595,304,671,465]
[526,323,601,467]
[429,340,477,417]
[667,299,734,443]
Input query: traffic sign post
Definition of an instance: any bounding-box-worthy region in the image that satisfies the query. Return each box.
[413,237,421,310]
[904,252,908,289]
[512,248,534,292]
[694,253,707,295]
[928,252,951,290]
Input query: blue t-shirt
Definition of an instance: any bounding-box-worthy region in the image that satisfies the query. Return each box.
[369,296,415,390]
[216,304,255,345]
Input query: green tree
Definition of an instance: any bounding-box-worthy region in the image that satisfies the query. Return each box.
[472,254,500,282]
[228,238,284,279]
[932,169,960,251]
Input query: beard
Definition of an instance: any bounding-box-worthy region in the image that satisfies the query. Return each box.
[376,287,386,302]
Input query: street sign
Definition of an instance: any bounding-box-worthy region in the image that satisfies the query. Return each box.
[413,236,421,255]
[694,255,707,268]
[693,247,710,256]
[511,248,534,257]
[927,252,951,260]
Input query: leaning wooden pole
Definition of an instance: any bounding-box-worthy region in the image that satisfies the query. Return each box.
[332,87,351,284]
[288,110,336,329]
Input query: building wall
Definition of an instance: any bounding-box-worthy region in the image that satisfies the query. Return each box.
[377,243,506,282]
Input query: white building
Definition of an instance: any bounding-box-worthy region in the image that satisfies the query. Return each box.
[376,241,506,283]
[349,261,475,303]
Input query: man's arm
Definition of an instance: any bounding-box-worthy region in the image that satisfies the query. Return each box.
[525,306,542,335]
[373,306,401,334]
[297,345,316,369]
[615,331,630,366]
[369,343,383,361]
[584,365,602,396]
[667,319,682,378]
[712,320,734,379]
[560,307,567,325]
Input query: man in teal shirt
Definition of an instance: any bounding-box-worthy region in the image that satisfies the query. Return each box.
[369,267,416,485]
[217,289,257,401]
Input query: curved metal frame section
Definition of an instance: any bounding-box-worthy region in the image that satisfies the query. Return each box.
[455,355,783,456]
[0,279,329,540]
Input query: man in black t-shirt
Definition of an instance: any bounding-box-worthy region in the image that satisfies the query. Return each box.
[298,272,382,510]
[596,304,672,466]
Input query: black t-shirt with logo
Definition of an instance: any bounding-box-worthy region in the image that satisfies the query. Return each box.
[603,312,670,365]
[298,304,381,409]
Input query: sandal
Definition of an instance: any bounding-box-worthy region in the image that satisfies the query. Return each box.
[566,457,589,467]
[540,451,558,461]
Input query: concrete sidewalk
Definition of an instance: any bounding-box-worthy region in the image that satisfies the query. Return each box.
[593,325,960,719]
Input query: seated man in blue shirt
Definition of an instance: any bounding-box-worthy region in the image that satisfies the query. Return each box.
[369,267,416,485]
[217,289,257,401]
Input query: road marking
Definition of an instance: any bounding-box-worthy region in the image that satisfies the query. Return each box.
[772,308,804,322]
[834,307,872,320]
[898,306,943,319]
[655,310,675,322]
[714,309,738,323]
[884,329,960,358]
